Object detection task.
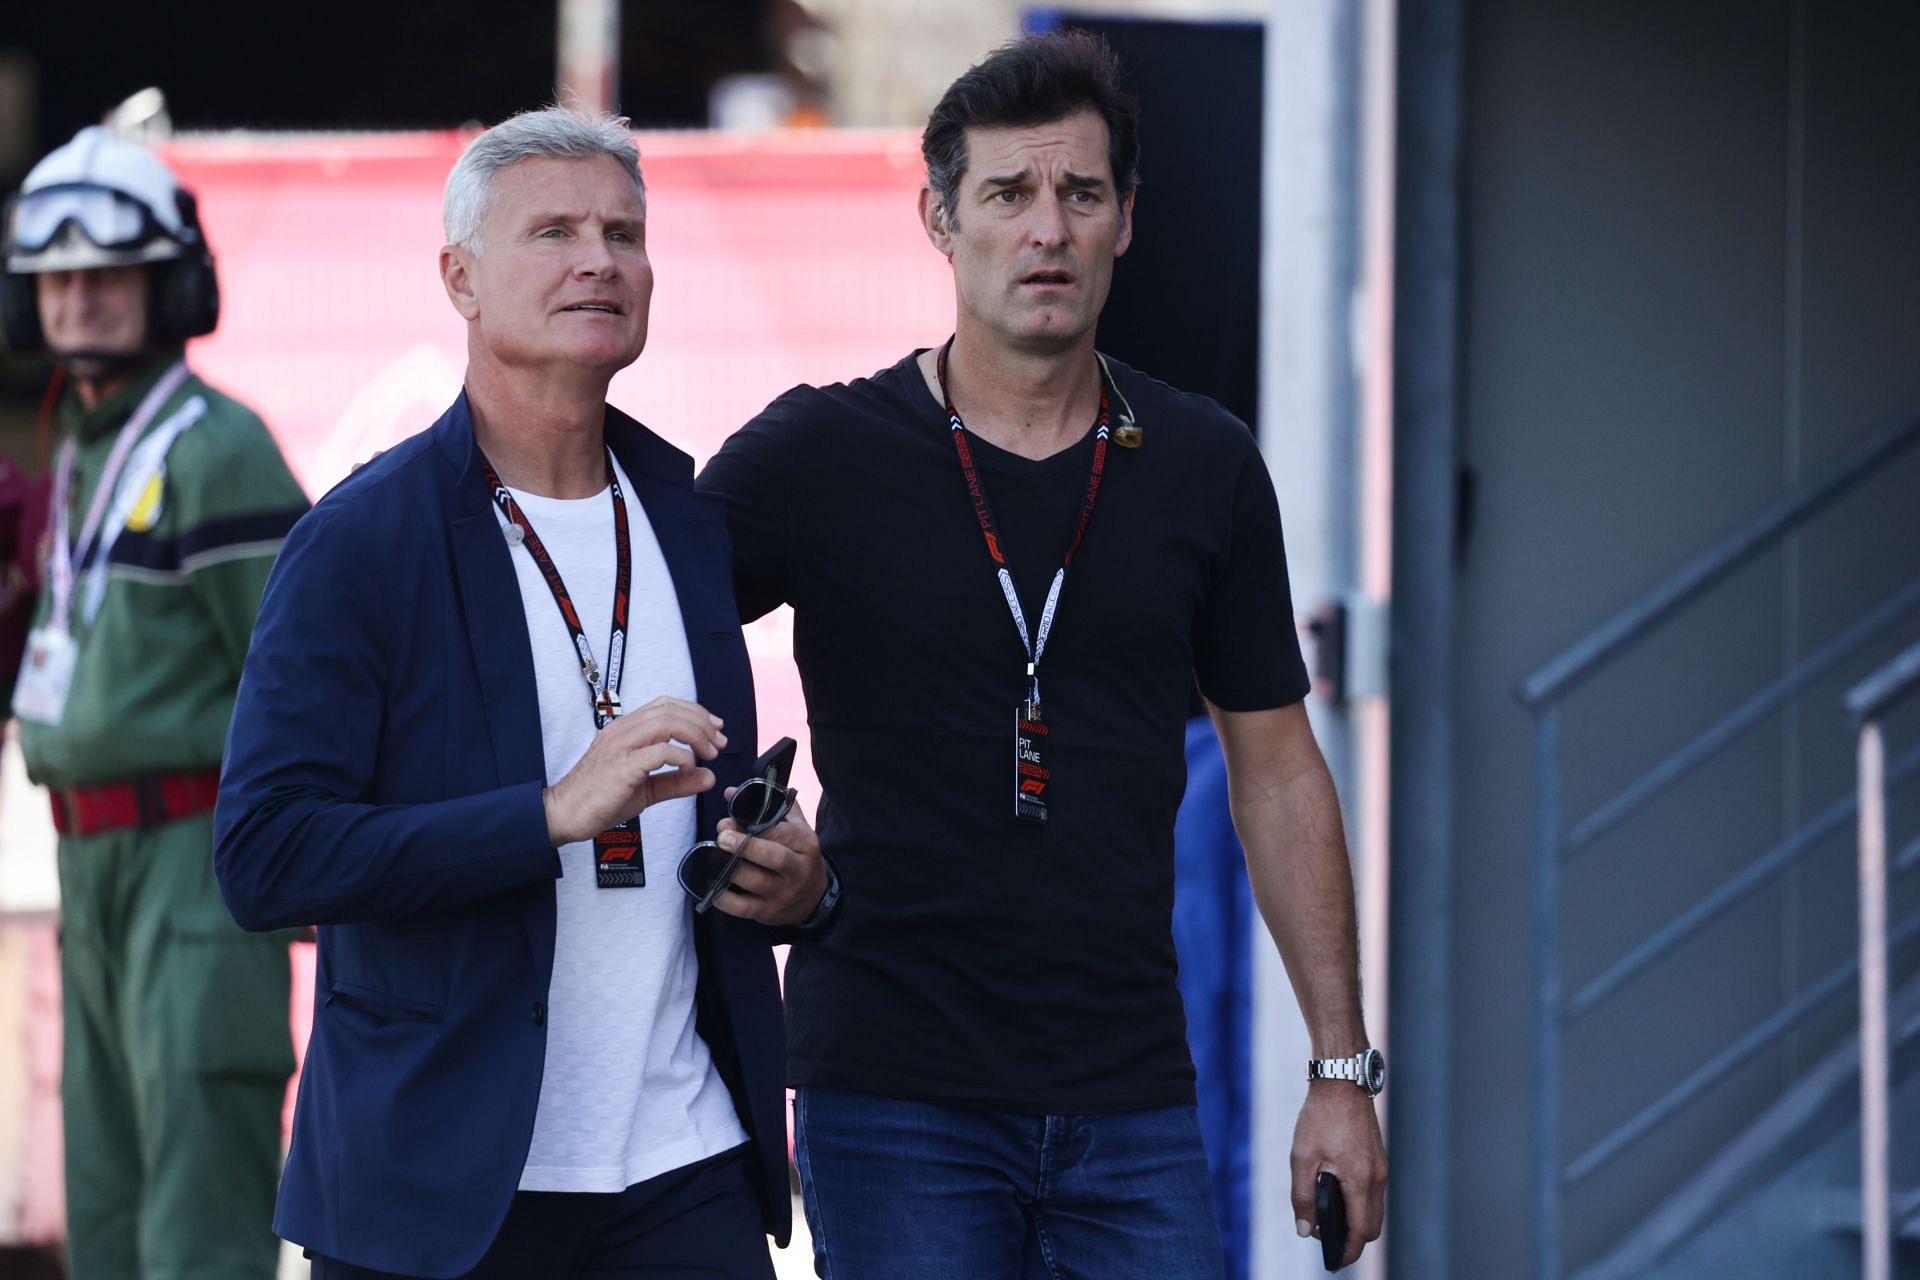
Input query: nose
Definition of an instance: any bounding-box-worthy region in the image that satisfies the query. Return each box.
[573,235,620,281]
[1028,191,1071,250]
[50,273,92,309]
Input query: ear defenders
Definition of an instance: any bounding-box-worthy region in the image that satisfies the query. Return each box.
[151,188,221,342]
[0,201,38,352]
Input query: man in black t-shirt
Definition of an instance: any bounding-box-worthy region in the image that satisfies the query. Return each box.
[699,31,1387,1278]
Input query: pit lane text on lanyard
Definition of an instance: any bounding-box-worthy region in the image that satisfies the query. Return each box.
[483,450,645,887]
[936,339,1113,825]
[12,361,190,727]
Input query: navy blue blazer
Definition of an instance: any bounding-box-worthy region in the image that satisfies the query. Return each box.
[214,392,787,1277]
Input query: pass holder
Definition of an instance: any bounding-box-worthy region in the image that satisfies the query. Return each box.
[1014,671,1050,824]
[13,626,78,725]
[584,656,642,887]
[594,817,644,888]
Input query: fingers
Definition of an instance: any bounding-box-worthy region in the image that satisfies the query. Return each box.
[1342,1154,1388,1267]
[708,805,827,926]
[1289,1147,1317,1241]
[639,742,698,774]
[717,836,800,893]
[771,800,819,849]
[713,804,819,889]
[719,804,820,858]
[709,871,821,925]
[599,713,719,789]
[550,706,723,842]
[642,766,716,805]
[609,696,728,759]
[1291,1090,1388,1267]
[626,743,717,805]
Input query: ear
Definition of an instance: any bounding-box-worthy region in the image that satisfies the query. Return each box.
[440,244,481,321]
[1114,187,1137,260]
[918,185,954,259]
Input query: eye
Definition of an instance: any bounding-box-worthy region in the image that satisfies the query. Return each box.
[538,227,567,239]
[992,190,1020,204]
[1067,190,1096,203]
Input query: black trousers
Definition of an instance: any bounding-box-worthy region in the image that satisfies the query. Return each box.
[310,1147,778,1280]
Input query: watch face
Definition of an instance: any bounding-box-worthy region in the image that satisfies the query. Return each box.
[1364,1049,1385,1094]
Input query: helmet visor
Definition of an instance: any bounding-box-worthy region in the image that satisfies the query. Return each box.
[10,183,168,256]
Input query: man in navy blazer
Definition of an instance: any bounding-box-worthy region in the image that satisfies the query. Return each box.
[215,108,831,1279]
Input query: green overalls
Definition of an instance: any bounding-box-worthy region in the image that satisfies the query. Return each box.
[17,351,309,1280]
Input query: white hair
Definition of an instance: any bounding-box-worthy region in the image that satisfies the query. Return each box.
[442,107,645,254]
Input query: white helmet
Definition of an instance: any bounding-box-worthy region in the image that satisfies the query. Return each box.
[5,127,195,274]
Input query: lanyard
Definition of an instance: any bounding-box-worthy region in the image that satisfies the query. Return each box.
[483,450,632,729]
[49,360,190,633]
[935,339,1112,716]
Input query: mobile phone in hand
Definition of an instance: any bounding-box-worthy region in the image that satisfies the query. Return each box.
[748,736,797,790]
[1317,1171,1348,1272]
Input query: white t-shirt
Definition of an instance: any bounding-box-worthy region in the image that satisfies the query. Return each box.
[501,454,749,1193]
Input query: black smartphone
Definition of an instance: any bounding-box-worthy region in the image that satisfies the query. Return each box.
[1317,1171,1348,1272]
[749,736,798,791]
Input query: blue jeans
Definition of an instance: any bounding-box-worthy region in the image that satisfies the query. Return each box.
[793,1087,1226,1280]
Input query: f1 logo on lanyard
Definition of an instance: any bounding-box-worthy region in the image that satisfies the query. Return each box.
[937,339,1115,826]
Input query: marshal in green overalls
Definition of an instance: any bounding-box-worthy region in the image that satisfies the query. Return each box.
[18,350,309,1279]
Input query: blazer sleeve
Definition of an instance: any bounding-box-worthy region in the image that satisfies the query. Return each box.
[214,498,559,932]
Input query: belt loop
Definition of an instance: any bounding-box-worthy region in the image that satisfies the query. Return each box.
[133,778,166,829]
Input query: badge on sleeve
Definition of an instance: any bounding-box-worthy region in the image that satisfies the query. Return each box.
[13,627,78,726]
[1014,705,1050,824]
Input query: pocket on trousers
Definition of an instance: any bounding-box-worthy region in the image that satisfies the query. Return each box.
[161,906,297,1079]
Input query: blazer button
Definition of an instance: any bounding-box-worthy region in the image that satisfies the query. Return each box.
[532,1001,546,1026]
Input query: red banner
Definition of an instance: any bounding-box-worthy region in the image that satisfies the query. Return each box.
[159,128,952,1144]
[163,129,949,490]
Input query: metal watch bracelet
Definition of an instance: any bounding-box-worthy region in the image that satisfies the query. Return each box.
[1306,1047,1385,1096]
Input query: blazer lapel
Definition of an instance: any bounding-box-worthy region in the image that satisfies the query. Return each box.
[608,413,771,1040]
[439,393,556,984]
[451,516,543,787]
[607,412,753,840]
[625,469,735,717]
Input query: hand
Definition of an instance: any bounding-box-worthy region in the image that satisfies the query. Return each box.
[543,696,726,846]
[708,788,829,926]
[1292,1080,1387,1268]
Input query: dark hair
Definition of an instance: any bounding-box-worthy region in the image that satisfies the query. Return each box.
[922,30,1140,230]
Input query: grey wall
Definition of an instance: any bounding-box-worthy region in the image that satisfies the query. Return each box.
[1441,2,1920,1275]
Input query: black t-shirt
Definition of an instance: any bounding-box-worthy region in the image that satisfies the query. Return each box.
[698,352,1310,1113]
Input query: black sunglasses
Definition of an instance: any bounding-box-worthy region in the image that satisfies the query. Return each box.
[676,769,798,913]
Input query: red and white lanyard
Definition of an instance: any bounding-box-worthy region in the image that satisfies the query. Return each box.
[935,339,1112,718]
[481,450,632,729]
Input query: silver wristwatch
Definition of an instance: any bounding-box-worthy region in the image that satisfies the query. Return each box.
[1306,1047,1385,1097]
